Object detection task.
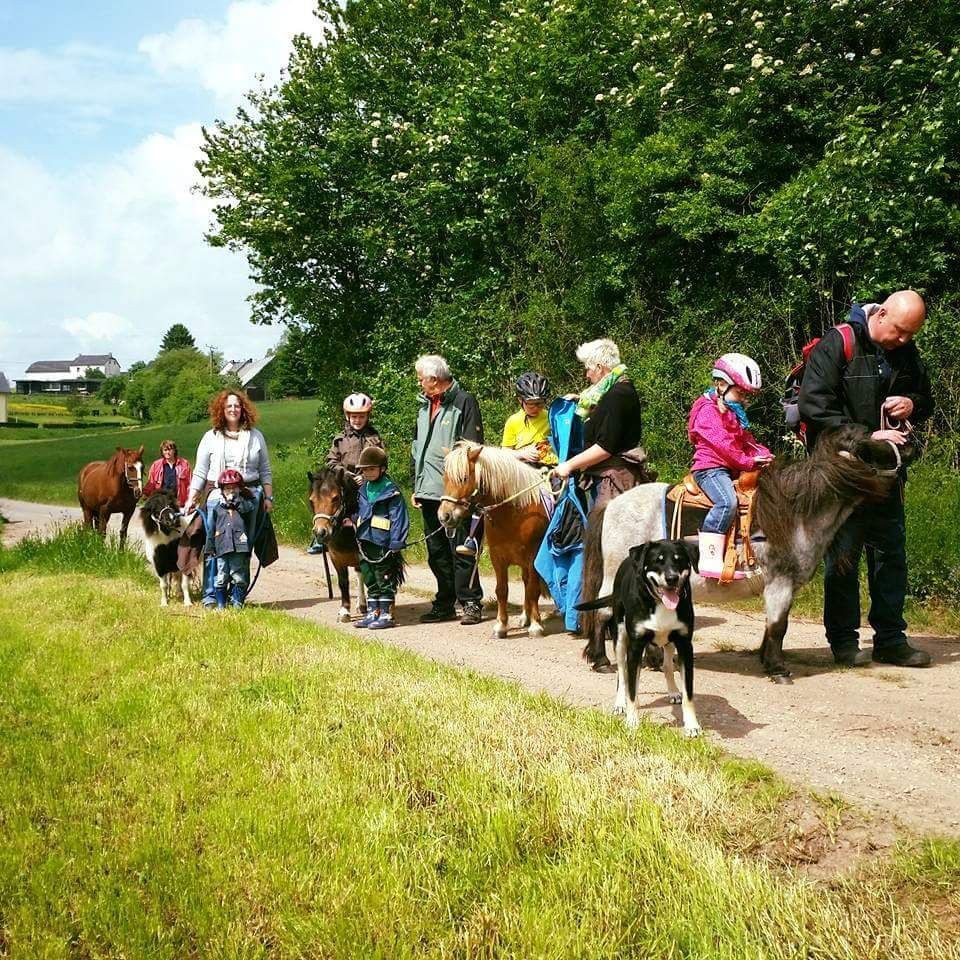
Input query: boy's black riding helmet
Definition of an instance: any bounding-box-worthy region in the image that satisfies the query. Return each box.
[357,446,388,469]
[515,372,550,403]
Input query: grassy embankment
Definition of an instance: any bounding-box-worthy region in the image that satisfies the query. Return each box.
[0,528,958,958]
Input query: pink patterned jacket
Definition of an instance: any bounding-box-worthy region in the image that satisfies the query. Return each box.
[688,394,771,474]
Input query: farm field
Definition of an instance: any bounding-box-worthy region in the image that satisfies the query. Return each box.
[1,531,958,958]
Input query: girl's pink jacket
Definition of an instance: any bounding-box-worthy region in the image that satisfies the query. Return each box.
[143,457,193,506]
[688,394,771,473]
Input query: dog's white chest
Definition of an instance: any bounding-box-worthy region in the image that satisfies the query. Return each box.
[635,604,687,645]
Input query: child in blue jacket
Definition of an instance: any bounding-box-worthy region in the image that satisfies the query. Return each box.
[204,468,258,609]
[352,446,409,629]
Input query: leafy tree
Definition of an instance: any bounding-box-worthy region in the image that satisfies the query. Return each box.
[200,0,960,468]
[159,323,196,353]
[124,347,231,423]
[83,368,106,380]
[96,375,128,405]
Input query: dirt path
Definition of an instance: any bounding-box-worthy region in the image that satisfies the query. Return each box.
[4,497,959,836]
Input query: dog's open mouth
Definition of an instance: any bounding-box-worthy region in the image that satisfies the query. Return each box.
[657,587,681,611]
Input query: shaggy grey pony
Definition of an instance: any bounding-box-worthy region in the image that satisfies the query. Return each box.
[580,425,909,680]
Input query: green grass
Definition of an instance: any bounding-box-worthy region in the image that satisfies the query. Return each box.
[1,534,959,957]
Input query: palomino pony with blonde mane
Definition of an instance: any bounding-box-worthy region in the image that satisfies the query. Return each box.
[439,442,551,638]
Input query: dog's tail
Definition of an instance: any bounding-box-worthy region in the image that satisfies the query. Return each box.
[574,594,614,612]
[580,500,608,664]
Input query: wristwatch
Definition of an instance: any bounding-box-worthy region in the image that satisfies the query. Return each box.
[264,495,275,502]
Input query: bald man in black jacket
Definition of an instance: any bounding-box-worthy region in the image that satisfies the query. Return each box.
[799,290,933,668]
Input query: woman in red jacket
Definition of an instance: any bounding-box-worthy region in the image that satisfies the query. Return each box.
[143,440,192,506]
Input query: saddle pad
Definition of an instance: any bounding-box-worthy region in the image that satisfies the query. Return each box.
[661,490,766,543]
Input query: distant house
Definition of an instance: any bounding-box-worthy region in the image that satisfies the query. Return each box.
[0,371,10,422]
[16,354,122,395]
[220,355,277,401]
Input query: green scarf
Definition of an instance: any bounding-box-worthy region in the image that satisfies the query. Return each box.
[576,363,627,418]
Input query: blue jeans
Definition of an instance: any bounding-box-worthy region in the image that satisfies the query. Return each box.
[692,468,738,534]
[202,486,262,605]
[824,483,908,653]
[215,553,251,590]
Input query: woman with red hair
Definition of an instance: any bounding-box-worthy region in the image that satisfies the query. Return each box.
[183,389,274,607]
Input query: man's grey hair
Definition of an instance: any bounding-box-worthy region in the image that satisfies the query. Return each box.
[415,354,452,381]
[575,338,621,371]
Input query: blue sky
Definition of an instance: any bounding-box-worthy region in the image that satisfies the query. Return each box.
[0,0,324,380]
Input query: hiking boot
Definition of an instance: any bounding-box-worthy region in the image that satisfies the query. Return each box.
[354,606,380,629]
[872,643,932,668]
[419,603,458,624]
[832,645,872,667]
[460,602,483,625]
[455,537,479,558]
[306,541,325,555]
[369,603,396,630]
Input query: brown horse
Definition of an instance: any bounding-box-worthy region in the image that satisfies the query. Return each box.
[307,466,365,621]
[439,443,551,638]
[78,445,145,547]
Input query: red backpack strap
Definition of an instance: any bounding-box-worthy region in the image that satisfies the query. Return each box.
[836,323,855,363]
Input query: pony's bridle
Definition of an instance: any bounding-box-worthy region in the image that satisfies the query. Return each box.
[312,501,347,529]
[125,460,143,490]
[151,504,181,530]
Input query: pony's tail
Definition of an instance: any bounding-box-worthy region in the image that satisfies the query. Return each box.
[580,501,608,663]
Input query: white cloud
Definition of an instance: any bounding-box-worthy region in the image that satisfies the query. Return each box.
[139,0,324,102]
[0,1,321,380]
[63,312,133,343]
[0,43,153,106]
[0,131,277,377]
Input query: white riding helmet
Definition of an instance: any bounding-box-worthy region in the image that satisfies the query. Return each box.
[343,393,373,414]
[712,353,763,394]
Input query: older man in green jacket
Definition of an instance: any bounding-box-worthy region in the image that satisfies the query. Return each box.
[411,354,485,625]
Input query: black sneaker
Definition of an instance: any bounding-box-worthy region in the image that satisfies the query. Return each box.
[832,645,872,667]
[460,602,483,625]
[872,643,932,667]
[419,603,458,624]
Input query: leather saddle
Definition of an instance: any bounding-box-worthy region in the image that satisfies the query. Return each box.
[666,470,760,583]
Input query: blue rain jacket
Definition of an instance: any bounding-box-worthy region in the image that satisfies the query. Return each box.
[534,398,588,631]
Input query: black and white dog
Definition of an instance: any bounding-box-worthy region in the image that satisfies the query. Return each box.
[139,491,199,607]
[576,539,701,737]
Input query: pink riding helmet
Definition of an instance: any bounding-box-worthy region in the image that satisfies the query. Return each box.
[711,353,763,394]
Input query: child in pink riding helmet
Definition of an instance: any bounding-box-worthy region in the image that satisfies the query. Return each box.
[688,353,773,578]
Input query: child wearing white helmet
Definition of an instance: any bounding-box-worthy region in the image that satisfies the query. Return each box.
[307,393,386,554]
[688,353,774,578]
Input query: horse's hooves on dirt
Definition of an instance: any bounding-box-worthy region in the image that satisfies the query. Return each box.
[769,673,793,685]
[527,624,545,639]
[337,610,351,623]
[592,661,616,674]
[492,626,508,639]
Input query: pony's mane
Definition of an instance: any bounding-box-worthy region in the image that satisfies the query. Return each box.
[445,442,543,509]
[107,447,131,472]
[756,425,894,552]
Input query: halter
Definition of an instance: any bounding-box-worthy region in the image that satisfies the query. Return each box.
[440,467,554,516]
[124,460,142,489]
[312,502,347,528]
[151,505,181,529]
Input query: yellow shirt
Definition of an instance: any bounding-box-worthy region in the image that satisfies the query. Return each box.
[501,409,558,465]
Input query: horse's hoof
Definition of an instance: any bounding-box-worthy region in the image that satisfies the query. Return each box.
[769,672,793,685]
[592,661,616,674]
[682,725,703,738]
[337,609,351,623]
[492,625,508,639]
[527,623,545,639]
[611,704,626,717]
[666,693,682,705]
[519,615,531,629]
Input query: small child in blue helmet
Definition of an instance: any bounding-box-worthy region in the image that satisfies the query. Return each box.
[352,446,410,629]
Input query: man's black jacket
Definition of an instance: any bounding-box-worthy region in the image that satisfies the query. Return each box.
[798,304,933,451]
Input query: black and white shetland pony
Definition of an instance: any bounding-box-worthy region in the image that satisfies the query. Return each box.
[139,491,199,606]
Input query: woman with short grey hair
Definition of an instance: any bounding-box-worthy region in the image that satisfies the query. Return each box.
[553,338,654,507]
